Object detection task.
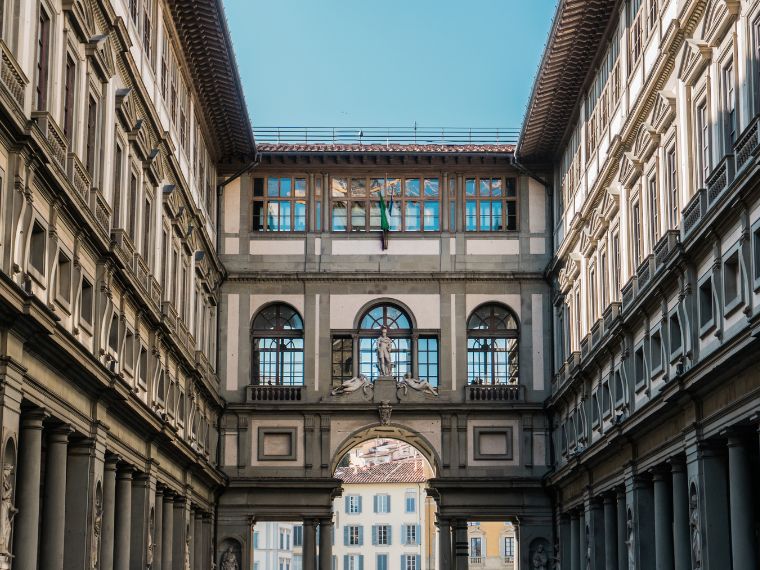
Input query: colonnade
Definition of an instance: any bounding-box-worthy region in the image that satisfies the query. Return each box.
[435,517,484,570]
[292,517,333,570]
[559,431,759,570]
[9,406,215,570]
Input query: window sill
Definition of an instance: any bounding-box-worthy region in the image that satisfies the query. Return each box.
[698,320,716,339]
[669,347,683,364]
[54,295,72,315]
[28,266,46,288]
[723,296,744,319]
[79,318,94,335]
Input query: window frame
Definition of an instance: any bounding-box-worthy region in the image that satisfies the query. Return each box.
[251,303,305,386]
[463,176,518,232]
[466,303,520,386]
[722,245,743,316]
[697,273,716,336]
[251,176,308,232]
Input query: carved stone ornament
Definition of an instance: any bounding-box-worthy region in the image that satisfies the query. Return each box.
[689,483,702,569]
[397,373,439,397]
[90,483,103,570]
[378,401,392,425]
[530,542,549,570]
[220,547,239,570]
[331,375,372,396]
[0,465,17,559]
[625,509,635,570]
[184,527,191,570]
[146,507,155,566]
[376,327,393,376]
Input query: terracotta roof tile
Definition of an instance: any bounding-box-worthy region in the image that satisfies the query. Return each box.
[335,461,428,484]
[256,143,515,154]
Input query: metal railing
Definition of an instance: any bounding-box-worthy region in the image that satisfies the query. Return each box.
[253,125,519,146]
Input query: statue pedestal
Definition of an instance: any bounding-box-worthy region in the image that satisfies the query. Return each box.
[0,554,10,570]
[373,375,398,403]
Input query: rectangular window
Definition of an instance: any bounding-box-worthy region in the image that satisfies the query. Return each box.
[669,312,682,358]
[591,391,600,426]
[628,0,643,74]
[588,265,597,321]
[666,147,678,228]
[331,337,354,384]
[753,225,760,286]
[648,174,659,245]
[464,177,517,231]
[634,346,646,387]
[723,250,741,311]
[417,337,439,387]
[29,221,46,275]
[449,176,457,231]
[161,27,169,100]
[375,524,390,545]
[143,0,153,60]
[252,177,307,232]
[80,277,93,326]
[129,0,139,24]
[698,277,714,331]
[85,95,98,177]
[63,55,76,140]
[602,380,612,415]
[124,329,135,372]
[403,524,418,545]
[612,231,621,299]
[404,555,419,570]
[377,554,388,570]
[143,197,152,260]
[470,537,483,560]
[346,495,361,514]
[374,494,390,514]
[57,251,72,303]
[113,143,123,227]
[315,176,322,231]
[139,346,148,387]
[723,61,736,149]
[35,9,51,110]
[346,525,361,546]
[696,102,710,187]
[614,369,625,404]
[504,536,515,558]
[108,313,119,353]
[405,492,416,514]
[293,525,303,547]
[632,201,642,265]
[600,251,609,307]
[650,329,662,374]
[128,171,138,239]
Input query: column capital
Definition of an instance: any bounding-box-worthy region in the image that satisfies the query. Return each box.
[615,486,626,500]
[116,464,135,479]
[317,516,333,526]
[602,493,616,506]
[667,456,685,472]
[47,423,74,443]
[20,407,49,428]
[302,518,317,527]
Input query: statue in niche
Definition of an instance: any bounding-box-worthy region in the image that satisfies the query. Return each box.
[90,489,102,570]
[531,543,548,570]
[585,525,592,570]
[146,508,155,566]
[184,529,191,570]
[331,375,372,396]
[689,485,702,569]
[398,372,439,396]
[0,465,17,556]
[625,510,635,570]
[221,547,239,570]
[376,327,393,376]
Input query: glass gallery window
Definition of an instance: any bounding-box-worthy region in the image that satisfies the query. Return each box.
[251,303,304,385]
[252,176,307,232]
[464,177,518,231]
[331,303,438,384]
[331,176,440,232]
[466,303,519,384]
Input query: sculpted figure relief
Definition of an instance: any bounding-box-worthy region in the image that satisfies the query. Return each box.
[376,327,393,376]
[184,530,191,570]
[531,543,548,570]
[398,372,438,396]
[689,486,702,569]
[90,489,102,570]
[0,465,17,556]
[146,508,155,566]
[221,547,238,570]
[331,375,372,396]
[625,511,635,570]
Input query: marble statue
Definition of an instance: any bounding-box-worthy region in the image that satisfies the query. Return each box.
[0,465,16,556]
[331,375,372,396]
[585,525,591,570]
[689,486,702,568]
[625,512,635,570]
[90,488,102,570]
[376,327,393,376]
[221,547,238,570]
[398,372,439,396]
[532,543,548,570]
[146,508,155,566]
[184,530,191,570]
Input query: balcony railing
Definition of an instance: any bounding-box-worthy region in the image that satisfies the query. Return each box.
[735,116,760,173]
[636,255,654,292]
[654,230,680,271]
[247,385,303,402]
[682,188,706,237]
[465,384,523,401]
[66,153,91,206]
[621,277,637,311]
[253,126,519,146]
[0,40,27,109]
[706,155,734,206]
[32,111,67,170]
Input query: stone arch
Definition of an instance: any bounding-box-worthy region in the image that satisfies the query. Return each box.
[330,422,441,476]
[352,297,418,330]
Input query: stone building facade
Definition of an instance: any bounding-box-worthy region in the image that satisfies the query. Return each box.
[519,0,760,569]
[0,0,252,569]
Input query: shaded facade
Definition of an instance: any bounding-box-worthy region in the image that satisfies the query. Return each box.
[519,0,760,568]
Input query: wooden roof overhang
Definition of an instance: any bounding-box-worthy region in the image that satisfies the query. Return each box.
[167,0,255,165]
[517,0,620,163]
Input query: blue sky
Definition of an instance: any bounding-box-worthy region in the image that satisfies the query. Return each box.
[223,0,556,130]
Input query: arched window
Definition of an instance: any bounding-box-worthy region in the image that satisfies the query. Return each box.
[358,303,412,381]
[466,303,518,385]
[251,304,304,386]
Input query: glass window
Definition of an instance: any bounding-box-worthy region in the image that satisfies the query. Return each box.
[417,337,439,387]
[503,536,515,557]
[405,491,416,513]
[330,176,440,232]
[358,304,412,381]
[251,304,304,386]
[405,555,418,570]
[377,554,388,570]
[252,177,307,232]
[374,494,391,513]
[467,304,519,385]
[346,495,361,514]
[470,537,483,560]
[403,524,418,545]
[331,337,354,384]
[464,177,517,231]
[293,525,303,547]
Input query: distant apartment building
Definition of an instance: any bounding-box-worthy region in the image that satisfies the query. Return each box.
[253,522,304,570]
[333,458,435,570]
[466,522,518,569]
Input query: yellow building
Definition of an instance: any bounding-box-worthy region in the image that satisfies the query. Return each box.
[466,522,517,569]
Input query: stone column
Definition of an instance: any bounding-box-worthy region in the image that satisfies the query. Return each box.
[578,512,585,570]
[129,472,151,570]
[13,410,46,570]
[453,519,468,570]
[436,516,452,570]
[652,470,674,570]
[114,465,133,570]
[303,519,317,570]
[173,496,188,570]
[194,511,204,570]
[670,460,689,570]
[100,455,118,570]
[630,476,655,569]
[186,509,195,570]
[154,488,164,570]
[201,514,212,570]
[616,489,627,570]
[161,493,174,570]
[39,425,72,570]
[603,495,618,570]
[727,436,757,570]
[559,515,571,568]
[63,438,96,570]
[318,517,332,570]
[569,512,579,570]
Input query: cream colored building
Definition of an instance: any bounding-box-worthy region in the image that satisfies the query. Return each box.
[466,522,517,569]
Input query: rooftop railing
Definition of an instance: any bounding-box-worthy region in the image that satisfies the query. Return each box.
[253,125,519,146]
